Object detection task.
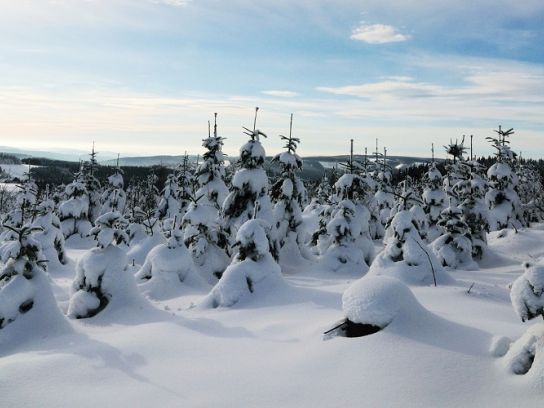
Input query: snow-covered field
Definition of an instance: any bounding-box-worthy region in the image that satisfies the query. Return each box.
[1,227,542,407]
[0,164,37,180]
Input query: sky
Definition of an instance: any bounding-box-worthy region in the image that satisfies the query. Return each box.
[0,0,543,159]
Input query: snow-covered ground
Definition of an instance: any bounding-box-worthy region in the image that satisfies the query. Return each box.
[0,183,19,192]
[0,164,37,180]
[1,228,543,407]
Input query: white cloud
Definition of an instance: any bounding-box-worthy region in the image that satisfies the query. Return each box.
[262,90,299,97]
[150,0,191,7]
[350,23,410,44]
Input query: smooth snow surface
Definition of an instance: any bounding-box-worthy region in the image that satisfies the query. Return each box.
[2,225,544,407]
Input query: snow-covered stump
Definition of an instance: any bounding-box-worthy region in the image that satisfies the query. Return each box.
[136,228,206,300]
[367,210,453,286]
[67,212,144,319]
[320,200,371,276]
[201,219,284,308]
[0,226,69,349]
[324,276,428,339]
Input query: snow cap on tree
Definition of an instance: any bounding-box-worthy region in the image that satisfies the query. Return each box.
[89,211,128,249]
[511,262,544,322]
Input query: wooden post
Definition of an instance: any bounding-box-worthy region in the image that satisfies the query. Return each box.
[350,139,354,174]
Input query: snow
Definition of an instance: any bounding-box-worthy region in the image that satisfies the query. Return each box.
[342,276,424,328]
[202,219,284,308]
[0,164,38,179]
[136,233,206,300]
[503,323,544,379]
[0,228,543,406]
[510,262,544,322]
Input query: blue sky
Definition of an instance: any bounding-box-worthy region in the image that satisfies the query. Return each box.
[0,0,543,158]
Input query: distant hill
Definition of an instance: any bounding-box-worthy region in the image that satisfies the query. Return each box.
[100,155,201,167]
[0,146,118,162]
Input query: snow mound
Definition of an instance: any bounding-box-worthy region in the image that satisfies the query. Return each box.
[367,243,453,286]
[0,270,71,355]
[201,219,285,308]
[503,323,544,380]
[126,233,164,266]
[136,238,207,300]
[342,276,426,328]
[367,210,454,286]
[68,245,151,320]
[490,335,511,357]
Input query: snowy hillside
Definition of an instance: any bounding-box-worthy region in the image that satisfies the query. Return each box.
[0,230,541,407]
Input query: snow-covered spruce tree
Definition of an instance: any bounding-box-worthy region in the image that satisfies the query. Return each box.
[58,172,92,239]
[176,153,195,218]
[454,167,490,261]
[511,262,544,323]
[182,194,229,283]
[309,203,333,255]
[314,174,334,205]
[388,178,428,242]
[503,262,544,376]
[202,219,283,308]
[516,161,544,224]
[136,219,203,299]
[326,140,374,266]
[373,165,395,240]
[222,107,272,251]
[0,173,38,241]
[367,209,451,285]
[269,114,307,264]
[31,199,67,266]
[443,137,469,205]
[157,173,181,220]
[68,211,136,319]
[81,146,102,223]
[136,173,160,236]
[126,173,163,266]
[194,113,229,210]
[430,199,476,269]
[321,200,370,275]
[100,165,126,216]
[422,161,447,242]
[485,126,524,231]
[178,114,231,280]
[304,175,333,252]
[0,225,66,334]
[365,144,388,240]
